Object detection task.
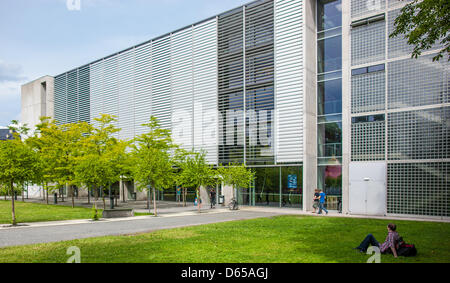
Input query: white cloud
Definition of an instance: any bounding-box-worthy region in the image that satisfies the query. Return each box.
[0,60,27,83]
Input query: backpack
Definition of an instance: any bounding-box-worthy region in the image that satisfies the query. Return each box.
[396,237,417,257]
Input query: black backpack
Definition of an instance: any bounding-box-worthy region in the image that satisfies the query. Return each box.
[397,237,417,257]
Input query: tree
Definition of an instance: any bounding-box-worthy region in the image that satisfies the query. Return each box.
[172,148,192,207]
[131,117,176,216]
[390,0,450,62]
[75,114,123,209]
[0,129,39,225]
[33,119,90,208]
[217,163,255,208]
[179,151,216,213]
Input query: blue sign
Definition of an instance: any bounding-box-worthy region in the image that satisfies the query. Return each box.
[287,175,297,189]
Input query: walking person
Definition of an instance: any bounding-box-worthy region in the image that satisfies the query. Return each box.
[317,189,328,215]
[312,189,320,213]
[210,188,216,209]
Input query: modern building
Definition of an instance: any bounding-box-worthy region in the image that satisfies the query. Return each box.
[21,0,449,219]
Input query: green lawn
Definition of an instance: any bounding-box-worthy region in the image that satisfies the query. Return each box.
[0,200,101,224]
[0,215,448,263]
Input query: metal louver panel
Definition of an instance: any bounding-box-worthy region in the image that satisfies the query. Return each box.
[274,0,304,163]
[118,49,135,141]
[54,74,67,125]
[78,65,90,123]
[218,7,245,165]
[134,42,152,136]
[152,36,172,130]
[67,70,78,124]
[103,55,119,138]
[90,60,104,128]
[171,27,194,151]
[245,0,275,166]
[193,18,219,164]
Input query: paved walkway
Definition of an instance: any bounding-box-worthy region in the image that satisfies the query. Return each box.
[0,210,280,248]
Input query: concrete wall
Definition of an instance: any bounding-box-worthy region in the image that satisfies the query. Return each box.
[21,76,54,133]
[302,0,318,212]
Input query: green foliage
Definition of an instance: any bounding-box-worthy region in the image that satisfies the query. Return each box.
[74,114,125,191]
[390,0,450,61]
[91,205,99,221]
[178,151,216,192]
[131,116,176,192]
[217,163,255,191]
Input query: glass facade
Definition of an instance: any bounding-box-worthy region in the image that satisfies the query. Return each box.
[242,166,302,209]
[317,0,343,202]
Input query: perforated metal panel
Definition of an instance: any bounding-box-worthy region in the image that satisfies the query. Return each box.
[352,69,385,113]
[388,107,450,160]
[352,119,385,161]
[351,0,386,19]
[387,162,449,217]
[351,19,385,66]
[388,54,449,109]
[274,0,304,163]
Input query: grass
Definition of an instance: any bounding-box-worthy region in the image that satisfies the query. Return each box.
[134,212,153,216]
[0,200,102,224]
[0,215,448,263]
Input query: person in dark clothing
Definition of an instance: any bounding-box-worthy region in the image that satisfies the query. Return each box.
[210,188,216,209]
[313,189,320,213]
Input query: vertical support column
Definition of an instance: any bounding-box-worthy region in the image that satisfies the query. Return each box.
[341,0,352,214]
[243,6,247,166]
[302,0,318,212]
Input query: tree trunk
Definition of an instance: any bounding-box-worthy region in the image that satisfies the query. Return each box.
[46,184,49,205]
[183,187,186,207]
[87,187,90,205]
[21,187,24,202]
[153,187,157,217]
[197,188,201,213]
[11,180,16,226]
[69,184,74,208]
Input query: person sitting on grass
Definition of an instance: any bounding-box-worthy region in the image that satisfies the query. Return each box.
[354,223,400,258]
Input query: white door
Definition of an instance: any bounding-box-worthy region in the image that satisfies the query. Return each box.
[349,162,387,216]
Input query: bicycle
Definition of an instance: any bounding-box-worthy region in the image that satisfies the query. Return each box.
[228,197,238,210]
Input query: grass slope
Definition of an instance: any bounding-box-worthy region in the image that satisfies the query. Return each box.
[0,215,448,263]
[0,200,101,224]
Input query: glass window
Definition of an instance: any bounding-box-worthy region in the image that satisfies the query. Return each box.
[318,78,342,116]
[318,122,342,157]
[281,167,303,209]
[318,0,342,31]
[352,67,368,76]
[317,165,342,210]
[253,167,280,207]
[368,64,385,73]
[318,36,342,74]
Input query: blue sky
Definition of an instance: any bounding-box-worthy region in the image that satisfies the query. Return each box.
[0,0,249,126]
